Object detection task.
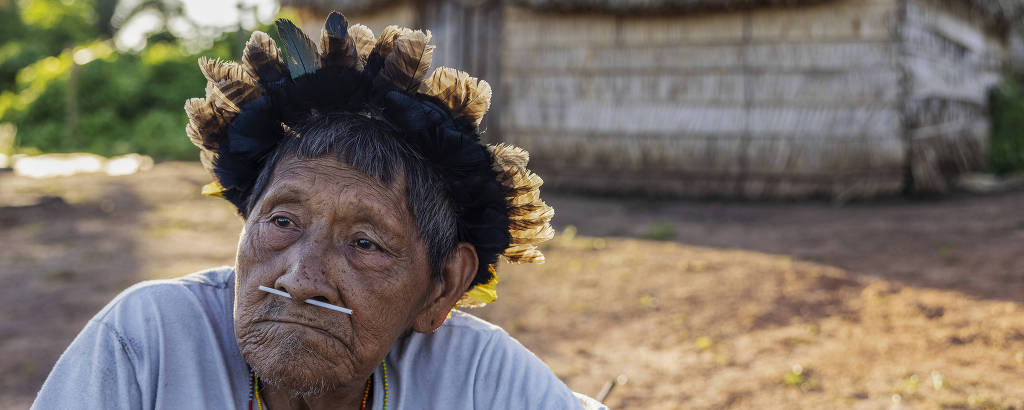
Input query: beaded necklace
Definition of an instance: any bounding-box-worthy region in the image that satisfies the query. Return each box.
[248,362,388,410]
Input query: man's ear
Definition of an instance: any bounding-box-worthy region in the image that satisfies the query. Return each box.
[412,243,478,333]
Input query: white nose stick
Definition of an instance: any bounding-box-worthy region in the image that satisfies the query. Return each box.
[258,285,353,315]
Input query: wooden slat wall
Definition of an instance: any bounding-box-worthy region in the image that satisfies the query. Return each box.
[903,0,1006,192]
[501,0,907,198]
[418,0,504,139]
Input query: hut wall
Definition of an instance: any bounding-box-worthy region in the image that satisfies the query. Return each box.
[902,0,1007,192]
[293,2,417,40]
[500,0,907,199]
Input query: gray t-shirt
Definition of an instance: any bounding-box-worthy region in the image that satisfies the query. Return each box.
[32,267,606,409]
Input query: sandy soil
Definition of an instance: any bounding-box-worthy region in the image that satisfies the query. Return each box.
[0,162,1021,409]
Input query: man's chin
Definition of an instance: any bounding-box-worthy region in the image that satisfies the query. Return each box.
[258,368,341,397]
[237,327,354,396]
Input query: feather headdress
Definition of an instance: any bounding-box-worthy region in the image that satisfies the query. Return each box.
[184,11,552,307]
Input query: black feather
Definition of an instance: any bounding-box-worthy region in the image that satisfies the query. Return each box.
[321,11,359,68]
[275,18,321,79]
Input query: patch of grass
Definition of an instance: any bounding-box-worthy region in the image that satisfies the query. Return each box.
[893,374,921,395]
[966,396,1013,410]
[643,223,676,241]
[783,364,820,392]
[938,244,959,265]
[42,269,74,282]
[784,364,806,387]
[639,293,658,310]
[695,336,713,350]
[560,225,577,241]
[780,336,814,348]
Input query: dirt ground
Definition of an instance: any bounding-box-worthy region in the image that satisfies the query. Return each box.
[0,162,1021,409]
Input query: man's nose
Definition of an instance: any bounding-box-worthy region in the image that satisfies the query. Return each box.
[272,237,341,306]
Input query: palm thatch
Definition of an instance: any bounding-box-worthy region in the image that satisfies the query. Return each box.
[507,0,828,13]
[283,0,829,13]
[508,0,1024,22]
[281,0,398,13]
[283,0,1024,23]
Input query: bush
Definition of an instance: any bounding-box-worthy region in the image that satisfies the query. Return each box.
[988,80,1024,175]
[0,34,241,160]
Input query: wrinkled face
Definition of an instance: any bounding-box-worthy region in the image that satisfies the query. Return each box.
[233,155,434,395]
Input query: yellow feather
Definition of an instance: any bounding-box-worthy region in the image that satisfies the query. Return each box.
[457,267,499,307]
[201,181,225,197]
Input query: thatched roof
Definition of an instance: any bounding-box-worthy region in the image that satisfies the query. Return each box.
[280,0,398,13]
[511,0,1024,22]
[967,0,1024,25]
[282,0,830,13]
[283,0,1024,23]
[507,0,828,13]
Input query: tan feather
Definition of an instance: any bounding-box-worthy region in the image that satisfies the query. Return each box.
[205,82,240,112]
[184,98,233,150]
[420,66,492,126]
[489,143,530,169]
[198,57,255,85]
[349,24,376,64]
[509,203,553,222]
[511,224,554,244]
[198,149,216,173]
[185,122,205,149]
[381,30,434,92]
[507,174,544,199]
[371,25,414,59]
[198,58,262,111]
[485,142,553,263]
[503,246,545,264]
[242,31,287,81]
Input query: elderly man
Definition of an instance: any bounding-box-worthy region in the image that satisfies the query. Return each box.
[33,12,605,410]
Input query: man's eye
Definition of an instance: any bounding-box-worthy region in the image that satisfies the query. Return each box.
[354,238,377,251]
[272,216,294,228]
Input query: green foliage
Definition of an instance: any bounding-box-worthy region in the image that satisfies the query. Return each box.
[0,0,99,90]
[0,0,275,161]
[988,80,1024,174]
[0,27,249,160]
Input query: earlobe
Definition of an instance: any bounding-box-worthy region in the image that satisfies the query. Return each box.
[412,243,478,333]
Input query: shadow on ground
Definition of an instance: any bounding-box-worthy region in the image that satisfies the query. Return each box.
[544,191,1024,303]
[0,184,145,407]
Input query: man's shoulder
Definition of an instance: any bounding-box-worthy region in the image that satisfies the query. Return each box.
[389,311,595,408]
[390,310,546,381]
[92,266,236,334]
[441,309,507,338]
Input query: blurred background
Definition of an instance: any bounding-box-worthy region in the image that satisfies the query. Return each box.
[1,0,1023,408]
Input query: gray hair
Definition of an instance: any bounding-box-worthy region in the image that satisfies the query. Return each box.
[244,111,458,280]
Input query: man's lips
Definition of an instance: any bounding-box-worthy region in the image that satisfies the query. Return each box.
[258,319,342,341]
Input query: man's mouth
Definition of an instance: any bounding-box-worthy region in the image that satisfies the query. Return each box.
[260,319,339,340]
